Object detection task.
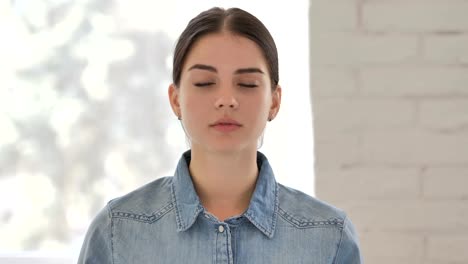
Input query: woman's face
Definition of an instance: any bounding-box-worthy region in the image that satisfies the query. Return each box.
[169,32,281,154]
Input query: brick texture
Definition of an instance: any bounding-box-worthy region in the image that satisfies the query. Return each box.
[423,35,468,64]
[423,168,468,199]
[310,68,357,96]
[343,201,468,231]
[360,68,468,96]
[309,0,357,32]
[309,0,468,263]
[363,1,468,32]
[316,167,420,201]
[426,236,468,263]
[313,99,415,132]
[310,33,418,65]
[419,100,468,131]
[360,232,424,263]
[362,130,468,164]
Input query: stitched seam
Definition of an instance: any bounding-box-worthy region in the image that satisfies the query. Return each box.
[245,211,271,237]
[188,205,203,226]
[111,202,174,223]
[278,207,344,229]
[232,227,237,264]
[212,227,217,264]
[171,180,184,229]
[332,216,347,264]
[227,226,232,264]
[107,204,115,264]
[244,182,279,238]
[270,183,280,237]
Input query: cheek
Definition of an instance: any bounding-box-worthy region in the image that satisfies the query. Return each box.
[180,93,209,118]
[244,96,271,122]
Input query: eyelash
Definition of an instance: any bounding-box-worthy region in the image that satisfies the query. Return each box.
[194,82,215,87]
[194,82,258,88]
[239,83,258,88]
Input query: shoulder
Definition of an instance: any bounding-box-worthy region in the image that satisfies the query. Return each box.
[106,176,175,222]
[277,183,346,229]
[276,184,363,262]
[79,177,174,262]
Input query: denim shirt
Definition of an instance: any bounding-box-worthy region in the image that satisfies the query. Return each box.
[79,151,362,264]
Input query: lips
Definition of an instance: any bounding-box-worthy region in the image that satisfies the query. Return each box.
[210,118,242,132]
[211,118,241,126]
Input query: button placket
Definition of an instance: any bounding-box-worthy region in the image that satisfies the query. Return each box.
[215,224,232,263]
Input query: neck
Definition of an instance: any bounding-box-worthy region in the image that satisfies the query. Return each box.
[188,146,259,221]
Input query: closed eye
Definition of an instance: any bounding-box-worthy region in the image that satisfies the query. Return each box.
[194,82,215,87]
[239,83,258,88]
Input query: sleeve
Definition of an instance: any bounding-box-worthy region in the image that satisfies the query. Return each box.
[333,216,363,264]
[78,205,113,264]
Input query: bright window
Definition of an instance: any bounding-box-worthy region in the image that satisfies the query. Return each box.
[0,0,312,262]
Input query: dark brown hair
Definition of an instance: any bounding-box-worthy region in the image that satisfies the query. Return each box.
[172,7,279,89]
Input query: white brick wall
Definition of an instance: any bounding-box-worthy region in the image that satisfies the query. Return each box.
[310,0,468,263]
[313,99,415,132]
[426,236,468,263]
[310,68,357,96]
[419,100,468,130]
[316,167,420,200]
[360,232,424,264]
[311,33,419,65]
[423,168,468,199]
[309,0,357,31]
[423,35,468,64]
[363,1,468,32]
[360,67,468,96]
[362,130,468,164]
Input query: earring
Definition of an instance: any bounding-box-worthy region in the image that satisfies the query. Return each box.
[178,116,181,120]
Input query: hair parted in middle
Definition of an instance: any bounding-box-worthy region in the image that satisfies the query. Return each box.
[172,7,279,90]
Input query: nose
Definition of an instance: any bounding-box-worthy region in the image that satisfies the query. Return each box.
[214,93,239,109]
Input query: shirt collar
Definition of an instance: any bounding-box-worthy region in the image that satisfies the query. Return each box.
[171,150,279,238]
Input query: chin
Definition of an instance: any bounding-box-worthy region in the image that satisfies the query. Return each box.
[202,141,257,155]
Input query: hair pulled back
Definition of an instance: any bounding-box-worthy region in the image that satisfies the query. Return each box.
[172,7,279,90]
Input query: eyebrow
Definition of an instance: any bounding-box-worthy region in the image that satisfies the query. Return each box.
[188,64,264,75]
[188,64,217,72]
[234,67,264,75]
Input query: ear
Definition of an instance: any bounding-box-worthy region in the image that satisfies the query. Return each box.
[269,85,282,120]
[168,83,181,118]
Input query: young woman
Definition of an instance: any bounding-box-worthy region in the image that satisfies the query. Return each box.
[79,7,362,264]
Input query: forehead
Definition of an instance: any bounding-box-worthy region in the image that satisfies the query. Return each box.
[182,32,268,73]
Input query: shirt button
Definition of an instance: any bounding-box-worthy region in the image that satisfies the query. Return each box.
[218,225,225,233]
